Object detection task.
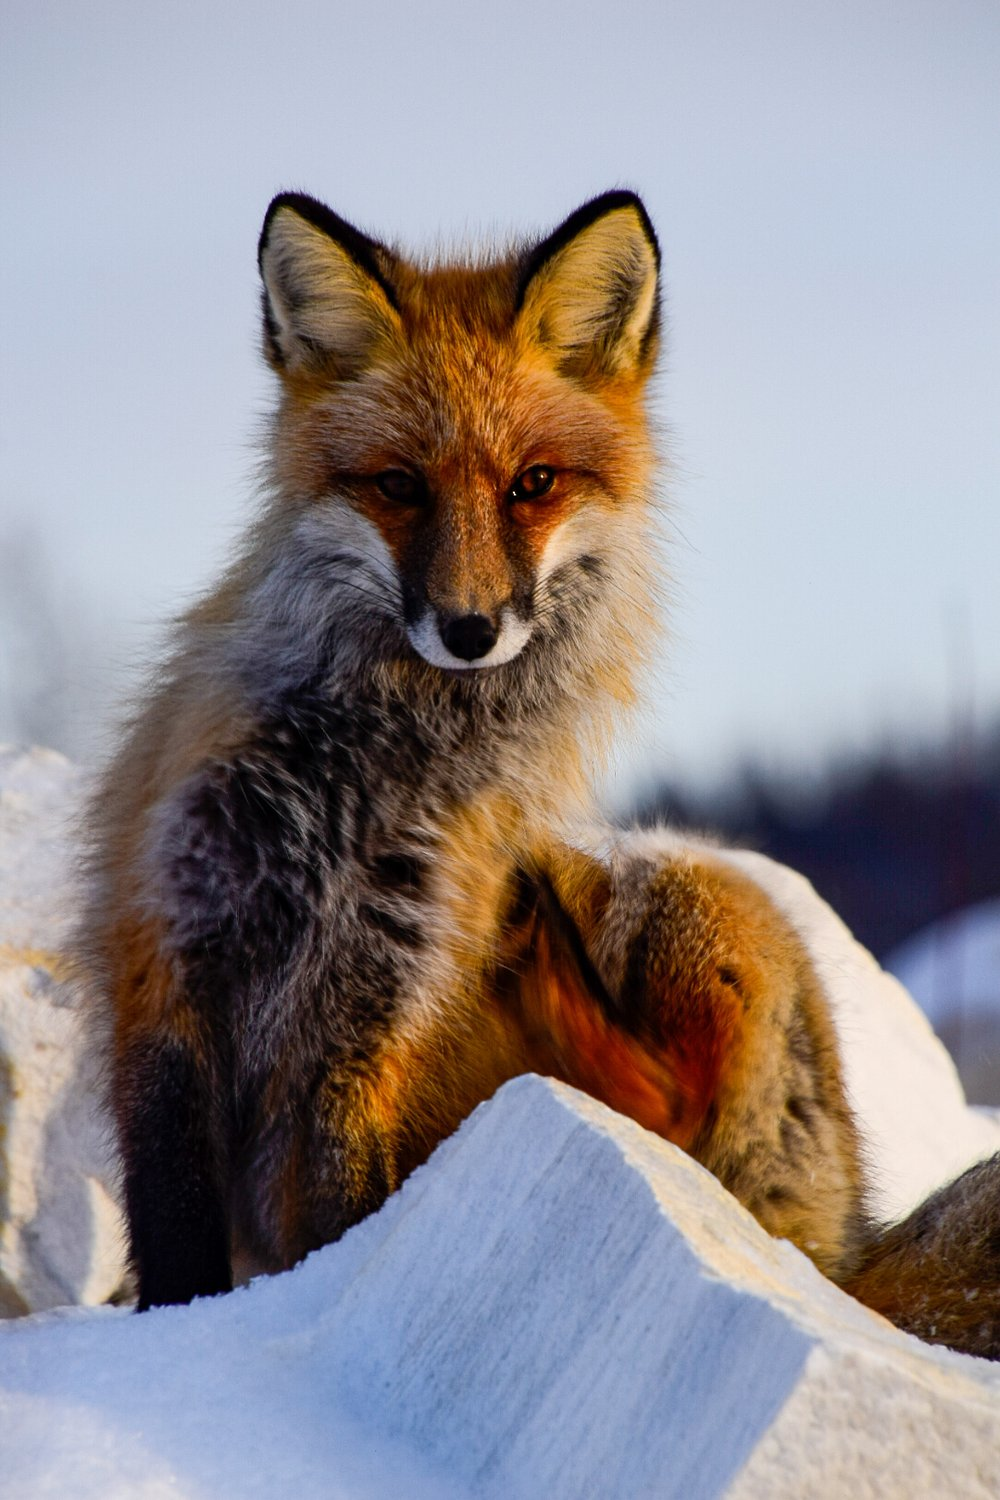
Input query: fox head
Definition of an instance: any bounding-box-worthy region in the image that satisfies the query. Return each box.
[254,190,661,687]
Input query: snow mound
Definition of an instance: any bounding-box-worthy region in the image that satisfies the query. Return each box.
[614,828,1000,1220]
[2,1076,998,1500]
[715,846,1000,1218]
[0,746,125,1313]
[886,899,1000,1030]
[885,901,1000,1105]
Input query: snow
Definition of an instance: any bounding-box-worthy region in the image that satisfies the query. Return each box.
[1,1078,998,1500]
[0,747,123,1312]
[717,847,1000,1219]
[0,1290,463,1500]
[886,899,1000,1032]
[0,744,87,957]
[613,830,1000,1221]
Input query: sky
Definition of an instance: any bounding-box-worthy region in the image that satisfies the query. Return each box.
[1,0,998,801]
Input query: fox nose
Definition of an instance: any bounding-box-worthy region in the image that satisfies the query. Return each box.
[438,611,499,662]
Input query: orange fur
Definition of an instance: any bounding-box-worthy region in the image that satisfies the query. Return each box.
[78,191,998,1358]
[498,845,869,1282]
[515,912,725,1145]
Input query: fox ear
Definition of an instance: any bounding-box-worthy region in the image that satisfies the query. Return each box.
[516,192,660,377]
[258,194,402,375]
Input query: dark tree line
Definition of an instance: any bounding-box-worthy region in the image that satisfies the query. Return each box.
[633,726,1000,960]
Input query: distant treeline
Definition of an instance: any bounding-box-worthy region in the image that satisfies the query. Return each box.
[632,725,1000,960]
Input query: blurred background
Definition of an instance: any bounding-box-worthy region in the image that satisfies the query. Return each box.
[2,1,998,1096]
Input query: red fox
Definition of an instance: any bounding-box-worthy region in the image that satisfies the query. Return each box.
[79,191,999,1357]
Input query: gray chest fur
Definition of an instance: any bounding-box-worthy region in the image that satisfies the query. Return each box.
[154,678,516,1085]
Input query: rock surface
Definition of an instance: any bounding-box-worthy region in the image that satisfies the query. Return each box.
[327,1077,1000,1499]
[721,845,1000,1217]
[1,1076,998,1500]
[0,746,125,1313]
[613,826,1000,1223]
[886,899,1000,1105]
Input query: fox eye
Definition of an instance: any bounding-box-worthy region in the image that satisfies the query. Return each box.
[375,470,425,505]
[509,465,555,503]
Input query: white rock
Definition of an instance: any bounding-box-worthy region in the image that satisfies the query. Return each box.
[0,1077,997,1500]
[885,900,1000,1106]
[717,846,1000,1219]
[612,828,1000,1220]
[0,746,126,1314]
[326,1077,1000,1499]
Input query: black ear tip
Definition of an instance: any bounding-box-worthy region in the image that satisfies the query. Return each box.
[256,192,400,311]
[258,191,339,268]
[515,189,660,311]
[573,190,660,264]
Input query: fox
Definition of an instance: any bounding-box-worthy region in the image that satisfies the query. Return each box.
[78,189,999,1359]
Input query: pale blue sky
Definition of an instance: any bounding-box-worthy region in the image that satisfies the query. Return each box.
[2,0,998,799]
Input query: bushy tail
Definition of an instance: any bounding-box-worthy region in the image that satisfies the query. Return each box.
[843,1153,1000,1360]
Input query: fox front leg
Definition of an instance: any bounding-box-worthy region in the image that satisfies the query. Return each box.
[256,1065,406,1269]
[112,748,325,1309]
[112,986,234,1310]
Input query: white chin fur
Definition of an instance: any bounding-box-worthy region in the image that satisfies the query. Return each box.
[407,608,532,671]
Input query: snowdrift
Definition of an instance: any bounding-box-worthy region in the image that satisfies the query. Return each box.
[887,899,1000,1105]
[3,1076,1000,1499]
[0,747,123,1312]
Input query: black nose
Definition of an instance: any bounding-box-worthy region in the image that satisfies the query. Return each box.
[439,612,499,661]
